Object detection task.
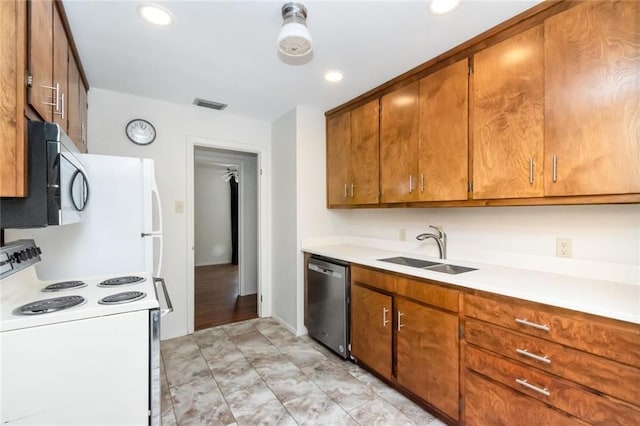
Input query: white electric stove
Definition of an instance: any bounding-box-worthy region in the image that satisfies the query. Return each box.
[0,239,170,425]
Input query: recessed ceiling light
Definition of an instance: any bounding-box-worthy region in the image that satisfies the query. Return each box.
[324,70,344,83]
[137,3,174,26]
[429,0,461,15]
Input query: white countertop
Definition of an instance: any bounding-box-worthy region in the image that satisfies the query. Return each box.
[302,243,640,325]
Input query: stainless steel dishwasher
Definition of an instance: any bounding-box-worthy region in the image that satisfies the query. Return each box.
[306,256,350,359]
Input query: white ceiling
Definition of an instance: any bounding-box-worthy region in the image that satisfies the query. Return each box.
[63,0,541,122]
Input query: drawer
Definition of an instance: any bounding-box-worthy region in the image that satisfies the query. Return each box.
[393,276,459,312]
[464,370,584,426]
[464,292,640,368]
[464,319,640,406]
[465,345,640,425]
[351,265,394,293]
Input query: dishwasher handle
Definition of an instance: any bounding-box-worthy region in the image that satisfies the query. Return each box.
[308,262,344,279]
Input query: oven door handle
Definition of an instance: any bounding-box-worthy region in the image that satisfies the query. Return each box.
[153,277,173,317]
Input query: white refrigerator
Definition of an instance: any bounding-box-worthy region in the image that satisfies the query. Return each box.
[5,154,163,279]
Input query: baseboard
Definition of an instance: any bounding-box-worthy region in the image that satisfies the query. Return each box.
[270,313,297,335]
[194,261,233,267]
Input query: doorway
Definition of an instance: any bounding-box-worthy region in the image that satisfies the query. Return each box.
[193,147,259,330]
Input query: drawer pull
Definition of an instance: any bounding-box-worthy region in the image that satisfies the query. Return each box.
[516,348,551,364]
[515,318,549,332]
[516,378,550,397]
[383,307,389,327]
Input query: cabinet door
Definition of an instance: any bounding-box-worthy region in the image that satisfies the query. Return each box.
[28,0,54,121]
[326,111,350,206]
[396,298,459,420]
[350,100,379,205]
[0,0,27,197]
[52,6,68,132]
[544,1,640,196]
[350,283,392,380]
[79,80,88,152]
[67,51,81,148]
[380,82,419,203]
[472,25,544,199]
[418,59,469,201]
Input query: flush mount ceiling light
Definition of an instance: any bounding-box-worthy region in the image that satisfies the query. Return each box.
[278,2,312,57]
[137,3,174,26]
[324,70,344,82]
[429,0,461,15]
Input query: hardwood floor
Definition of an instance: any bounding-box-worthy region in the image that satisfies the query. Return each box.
[194,264,258,331]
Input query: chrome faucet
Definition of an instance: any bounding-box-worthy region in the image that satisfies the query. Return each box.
[416,226,447,259]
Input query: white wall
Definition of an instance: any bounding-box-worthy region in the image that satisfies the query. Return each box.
[194,163,231,266]
[339,204,640,284]
[270,109,298,331]
[87,88,271,339]
[294,106,349,334]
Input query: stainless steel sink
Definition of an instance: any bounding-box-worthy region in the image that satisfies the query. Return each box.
[378,257,442,268]
[424,264,477,275]
[378,256,477,275]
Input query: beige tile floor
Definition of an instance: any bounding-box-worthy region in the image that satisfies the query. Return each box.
[160,317,447,426]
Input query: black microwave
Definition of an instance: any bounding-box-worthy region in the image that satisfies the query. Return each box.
[0,121,89,229]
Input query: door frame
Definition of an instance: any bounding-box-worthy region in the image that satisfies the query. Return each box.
[186,136,271,334]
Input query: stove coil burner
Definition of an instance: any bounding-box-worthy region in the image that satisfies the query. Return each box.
[98,291,147,305]
[42,280,87,292]
[97,276,145,287]
[15,295,86,315]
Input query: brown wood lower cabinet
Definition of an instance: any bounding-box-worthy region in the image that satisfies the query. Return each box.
[465,345,640,425]
[464,370,585,426]
[350,283,392,380]
[336,262,640,425]
[350,266,461,423]
[396,297,459,420]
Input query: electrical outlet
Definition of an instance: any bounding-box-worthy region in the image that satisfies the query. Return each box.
[556,238,572,258]
[175,201,184,213]
[399,229,407,241]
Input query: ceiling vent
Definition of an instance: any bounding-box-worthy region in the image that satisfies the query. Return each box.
[193,98,228,111]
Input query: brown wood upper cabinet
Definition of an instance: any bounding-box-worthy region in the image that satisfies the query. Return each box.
[380,59,469,203]
[0,0,27,197]
[471,25,545,200]
[418,59,469,202]
[27,0,55,123]
[67,51,88,152]
[326,99,379,206]
[544,1,640,196]
[380,82,419,203]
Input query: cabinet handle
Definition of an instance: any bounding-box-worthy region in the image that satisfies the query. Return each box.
[54,92,65,119]
[383,307,389,327]
[409,175,413,193]
[515,378,550,397]
[344,183,347,198]
[516,348,551,364]
[351,183,355,198]
[552,154,558,182]
[397,311,404,331]
[41,83,60,111]
[420,174,425,192]
[515,318,550,332]
[529,159,534,184]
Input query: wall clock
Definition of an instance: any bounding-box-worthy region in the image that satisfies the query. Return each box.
[125,119,156,145]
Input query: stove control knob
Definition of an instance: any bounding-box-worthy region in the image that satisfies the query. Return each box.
[25,250,33,259]
[30,248,39,257]
[20,251,29,261]
[12,252,22,263]
[36,247,42,255]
